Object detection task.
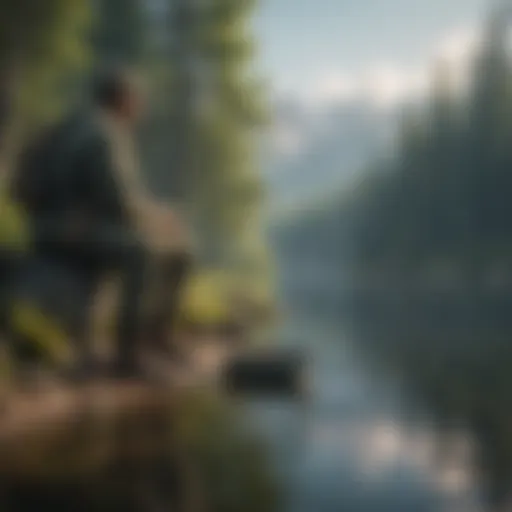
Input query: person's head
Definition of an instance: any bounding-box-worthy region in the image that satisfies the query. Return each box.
[93,66,147,126]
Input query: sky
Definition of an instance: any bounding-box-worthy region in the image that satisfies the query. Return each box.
[253,0,492,107]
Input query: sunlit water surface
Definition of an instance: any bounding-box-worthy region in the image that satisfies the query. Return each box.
[248,316,484,512]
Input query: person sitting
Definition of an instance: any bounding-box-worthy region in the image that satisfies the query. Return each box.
[11,66,192,379]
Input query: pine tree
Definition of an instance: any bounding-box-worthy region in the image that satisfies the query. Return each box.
[92,0,146,65]
[194,0,268,265]
[155,0,272,305]
[0,0,91,164]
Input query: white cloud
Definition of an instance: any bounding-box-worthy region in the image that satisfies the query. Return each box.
[302,62,429,110]
[307,71,359,105]
[436,25,481,66]
[361,63,429,109]
[268,24,484,159]
[434,25,482,90]
[297,24,482,110]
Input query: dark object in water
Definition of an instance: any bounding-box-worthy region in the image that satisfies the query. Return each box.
[221,349,307,400]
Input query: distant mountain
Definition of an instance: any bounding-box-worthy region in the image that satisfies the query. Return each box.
[261,96,399,214]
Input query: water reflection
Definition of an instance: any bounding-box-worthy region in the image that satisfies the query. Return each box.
[249,318,483,512]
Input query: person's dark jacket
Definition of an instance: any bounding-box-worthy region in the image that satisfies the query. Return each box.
[53,112,130,229]
[12,111,132,266]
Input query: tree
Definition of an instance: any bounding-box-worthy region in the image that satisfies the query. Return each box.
[92,0,146,65]
[149,0,272,304]
[192,0,268,269]
[0,0,91,169]
[345,7,512,507]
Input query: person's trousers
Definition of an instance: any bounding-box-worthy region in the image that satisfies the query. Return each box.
[34,221,192,367]
[103,239,147,369]
[34,224,147,369]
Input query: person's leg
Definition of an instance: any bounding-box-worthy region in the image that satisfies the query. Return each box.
[31,218,99,377]
[110,239,148,375]
[145,252,192,356]
[28,220,149,378]
[69,271,101,380]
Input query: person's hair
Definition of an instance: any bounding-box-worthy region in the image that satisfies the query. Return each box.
[92,66,133,111]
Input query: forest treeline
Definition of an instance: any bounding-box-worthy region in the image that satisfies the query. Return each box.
[350,12,512,288]
[353,11,512,509]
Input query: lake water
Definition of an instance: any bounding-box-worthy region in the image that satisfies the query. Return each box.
[249,315,485,512]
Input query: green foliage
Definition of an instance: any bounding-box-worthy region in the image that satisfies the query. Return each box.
[350,14,512,275]
[190,0,268,258]
[8,0,91,129]
[178,268,275,330]
[92,0,146,65]
[345,8,512,506]
[159,0,273,313]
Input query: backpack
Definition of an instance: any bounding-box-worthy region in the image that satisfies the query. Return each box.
[10,118,74,218]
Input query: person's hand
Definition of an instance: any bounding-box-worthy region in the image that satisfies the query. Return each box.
[142,201,193,253]
[157,202,190,243]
